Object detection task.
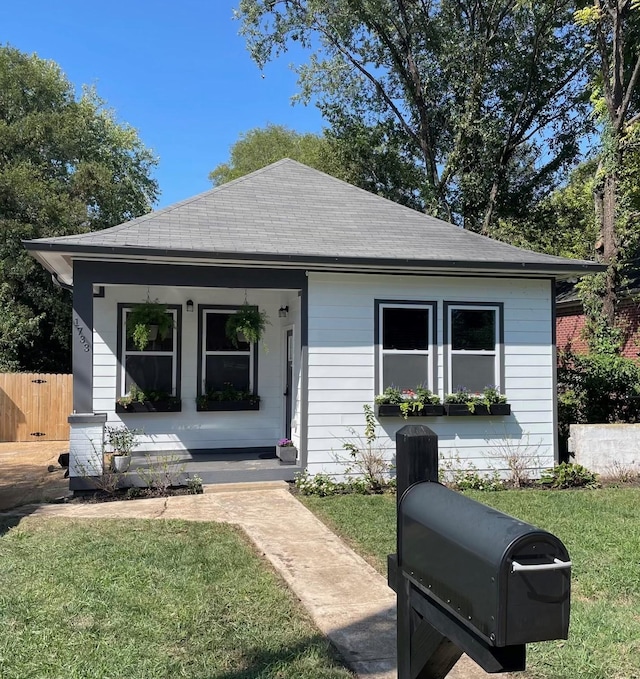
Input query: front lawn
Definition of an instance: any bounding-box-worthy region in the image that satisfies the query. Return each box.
[302,488,640,679]
[0,517,352,679]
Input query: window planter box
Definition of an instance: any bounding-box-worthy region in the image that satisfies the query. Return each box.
[115,399,182,414]
[196,399,260,412]
[376,404,445,418]
[444,403,511,416]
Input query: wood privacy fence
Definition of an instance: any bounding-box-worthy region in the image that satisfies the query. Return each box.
[0,373,73,442]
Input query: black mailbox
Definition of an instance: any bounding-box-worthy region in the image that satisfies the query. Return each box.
[399,481,571,648]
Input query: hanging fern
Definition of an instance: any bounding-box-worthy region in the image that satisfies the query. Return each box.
[126,301,174,351]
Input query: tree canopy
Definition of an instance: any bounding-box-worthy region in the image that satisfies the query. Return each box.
[209,123,337,185]
[0,45,158,372]
[210,122,429,209]
[237,0,592,232]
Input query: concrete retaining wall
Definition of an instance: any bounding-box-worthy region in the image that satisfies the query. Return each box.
[569,424,640,475]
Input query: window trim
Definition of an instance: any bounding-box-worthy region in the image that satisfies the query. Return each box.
[116,303,182,399]
[374,299,437,395]
[444,301,504,394]
[197,304,259,397]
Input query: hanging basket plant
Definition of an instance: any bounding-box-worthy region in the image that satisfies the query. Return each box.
[225,304,270,347]
[126,301,174,351]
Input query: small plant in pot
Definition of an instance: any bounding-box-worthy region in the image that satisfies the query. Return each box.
[126,300,174,351]
[225,304,270,348]
[276,438,297,464]
[104,424,141,473]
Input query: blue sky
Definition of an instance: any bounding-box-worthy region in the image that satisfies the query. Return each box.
[2,1,324,207]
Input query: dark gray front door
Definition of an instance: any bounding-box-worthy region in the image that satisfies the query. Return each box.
[284,329,293,438]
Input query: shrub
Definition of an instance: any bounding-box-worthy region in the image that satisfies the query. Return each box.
[558,350,640,443]
[336,404,392,491]
[539,462,599,489]
[294,472,342,496]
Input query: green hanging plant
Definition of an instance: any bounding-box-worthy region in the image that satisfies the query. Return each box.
[225,304,270,347]
[126,301,174,351]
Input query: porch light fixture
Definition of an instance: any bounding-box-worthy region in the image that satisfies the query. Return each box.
[278,305,289,318]
[186,300,194,312]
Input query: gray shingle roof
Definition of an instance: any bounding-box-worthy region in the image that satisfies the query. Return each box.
[25,159,601,274]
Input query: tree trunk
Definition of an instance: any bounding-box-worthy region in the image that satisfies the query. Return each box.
[599,171,618,326]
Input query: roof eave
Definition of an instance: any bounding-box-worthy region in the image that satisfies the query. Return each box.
[23,240,606,285]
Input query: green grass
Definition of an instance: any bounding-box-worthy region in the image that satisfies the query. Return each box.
[302,488,640,679]
[0,517,352,679]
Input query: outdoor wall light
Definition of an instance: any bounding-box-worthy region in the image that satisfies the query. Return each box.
[186,300,194,312]
[278,305,289,318]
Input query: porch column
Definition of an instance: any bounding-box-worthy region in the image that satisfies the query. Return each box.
[72,262,94,413]
[68,413,107,489]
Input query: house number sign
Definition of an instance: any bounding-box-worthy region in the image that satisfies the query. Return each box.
[74,317,91,352]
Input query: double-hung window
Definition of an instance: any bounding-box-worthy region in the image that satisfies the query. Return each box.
[378,302,435,391]
[446,304,501,393]
[120,306,179,397]
[200,308,255,395]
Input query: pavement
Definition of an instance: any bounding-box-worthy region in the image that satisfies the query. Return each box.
[0,477,492,679]
[0,441,71,510]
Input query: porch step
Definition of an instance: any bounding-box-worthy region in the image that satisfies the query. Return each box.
[202,480,290,493]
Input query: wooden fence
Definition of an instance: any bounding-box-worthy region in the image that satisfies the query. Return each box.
[0,373,73,442]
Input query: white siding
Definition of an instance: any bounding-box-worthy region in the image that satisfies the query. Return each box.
[92,285,297,451]
[305,272,555,478]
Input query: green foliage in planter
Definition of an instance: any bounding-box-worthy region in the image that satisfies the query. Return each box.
[126,301,174,351]
[117,384,179,407]
[445,386,507,411]
[225,304,270,347]
[104,424,141,456]
[197,382,260,406]
[375,385,440,418]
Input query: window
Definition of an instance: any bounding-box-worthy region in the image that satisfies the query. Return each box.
[200,308,256,395]
[378,302,434,391]
[120,306,180,397]
[447,304,501,393]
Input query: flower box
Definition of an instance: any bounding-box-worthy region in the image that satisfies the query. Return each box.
[196,399,260,412]
[115,399,182,413]
[444,403,511,416]
[376,404,445,417]
[276,444,297,464]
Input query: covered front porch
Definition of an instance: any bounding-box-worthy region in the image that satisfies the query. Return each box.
[66,261,308,490]
[125,447,303,486]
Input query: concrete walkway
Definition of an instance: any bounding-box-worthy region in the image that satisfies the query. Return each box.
[1,483,490,679]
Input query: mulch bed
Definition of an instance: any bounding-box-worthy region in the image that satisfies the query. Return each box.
[65,486,202,504]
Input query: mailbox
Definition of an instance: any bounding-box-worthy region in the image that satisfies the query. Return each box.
[399,481,571,647]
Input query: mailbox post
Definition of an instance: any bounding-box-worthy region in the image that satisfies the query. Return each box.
[389,425,571,679]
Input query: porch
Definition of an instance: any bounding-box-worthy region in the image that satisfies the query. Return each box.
[124,447,303,485]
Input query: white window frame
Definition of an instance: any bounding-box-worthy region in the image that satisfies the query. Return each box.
[120,307,178,397]
[378,302,434,392]
[200,308,255,394]
[447,304,500,393]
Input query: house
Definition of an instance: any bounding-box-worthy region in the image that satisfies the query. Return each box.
[556,274,640,358]
[24,159,602,489]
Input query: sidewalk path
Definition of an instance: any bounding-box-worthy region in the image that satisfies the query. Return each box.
[1,482,490,679]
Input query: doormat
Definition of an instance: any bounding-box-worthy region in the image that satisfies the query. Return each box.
[258,452,277,459]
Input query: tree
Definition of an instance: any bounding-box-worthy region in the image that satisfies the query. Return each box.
[210,122,429,209]
[492,158,600,260]
[237,0,592,231]
[0,46,158,372]
[574,1,640,330]
[209,123,336,185]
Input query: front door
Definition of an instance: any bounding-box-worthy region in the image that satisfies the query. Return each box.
[284,328,293,438]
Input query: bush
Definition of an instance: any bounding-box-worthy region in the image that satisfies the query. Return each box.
[558,351,640,442]
[539,462,599,489]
